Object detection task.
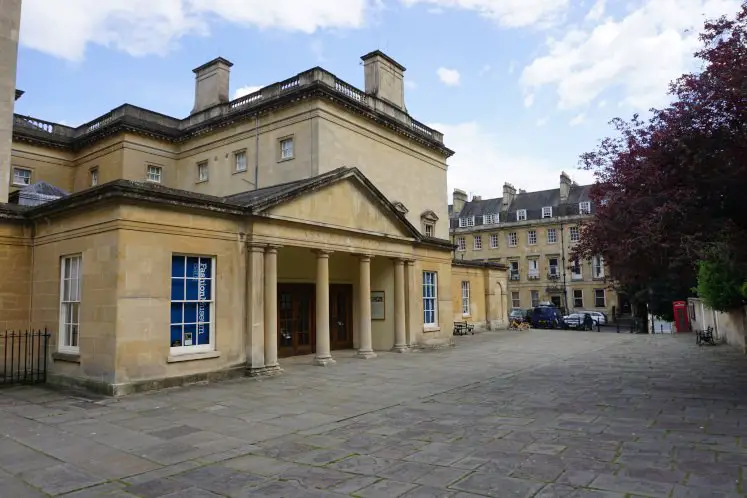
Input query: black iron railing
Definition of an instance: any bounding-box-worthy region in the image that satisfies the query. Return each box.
[1,329,51,386]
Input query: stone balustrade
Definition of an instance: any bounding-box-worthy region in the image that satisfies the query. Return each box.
[14,67,445,145]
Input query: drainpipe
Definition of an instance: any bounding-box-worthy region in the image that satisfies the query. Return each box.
[560,213,569,314]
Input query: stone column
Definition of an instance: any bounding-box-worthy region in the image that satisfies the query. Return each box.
[314,250,335,366]
[246,245,265,374]
[0,0,22,204]
[357,255,376,359]
[405,260,419,347]
[263,245,282,373]
[392,258,408,352]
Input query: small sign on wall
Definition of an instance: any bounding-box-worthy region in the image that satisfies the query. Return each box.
[371,291,385,320]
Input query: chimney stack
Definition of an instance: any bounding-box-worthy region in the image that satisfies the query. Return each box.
[559,171,572,203]
[361,50,406,110]
[501,183,516,210]
[452,189,468,214]
[472,195,482,201]
[191,57,233,114]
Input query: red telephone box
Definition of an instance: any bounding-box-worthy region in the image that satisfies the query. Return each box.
[672,301,690,333]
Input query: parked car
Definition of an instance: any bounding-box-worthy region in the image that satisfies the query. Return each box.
[564,312,598,330]
[567,311,607,326]
[508,308,526,323]
[532,305,564,329]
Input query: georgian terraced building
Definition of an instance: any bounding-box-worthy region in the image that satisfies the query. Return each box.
[449,172,628,319]
[0,30,509,394]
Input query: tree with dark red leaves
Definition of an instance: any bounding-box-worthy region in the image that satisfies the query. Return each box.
[574,3,747,320]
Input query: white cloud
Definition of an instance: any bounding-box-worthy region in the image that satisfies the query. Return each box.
[400,0,569,28]
[585,0,605,22]
[435,122,594,200]
[521,0,742,111]
[569,113,586,126]
[19,0,375,61]
[536,117,549,127]
[233,85,263,100]
[437,67,461,86]
[524,93,535,108]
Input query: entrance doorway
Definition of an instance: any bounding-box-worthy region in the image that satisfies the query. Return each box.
[277,283,354,358]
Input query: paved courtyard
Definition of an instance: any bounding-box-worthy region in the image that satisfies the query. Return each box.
[0,330,745,497]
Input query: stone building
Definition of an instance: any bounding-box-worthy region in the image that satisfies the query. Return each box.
[449,172,627,318]
[0,33,508,393]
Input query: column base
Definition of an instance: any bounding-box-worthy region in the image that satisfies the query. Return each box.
[314,356,336,367]
[356,350,377,359]
[391,345,410,353]
[247,365,284,377]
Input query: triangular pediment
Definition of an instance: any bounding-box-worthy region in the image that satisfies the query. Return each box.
[261,176,415,238]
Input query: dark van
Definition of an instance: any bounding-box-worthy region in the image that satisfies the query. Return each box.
[531,306,564,329]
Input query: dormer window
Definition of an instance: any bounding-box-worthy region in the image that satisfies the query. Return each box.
[579,201,591,214]
[482,213,499,225]
[393,201,409,216]
[458,216,475,228]
[516,209,527,222]
[542,207,553,218]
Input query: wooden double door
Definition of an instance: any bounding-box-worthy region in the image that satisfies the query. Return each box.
[277,283,354,358]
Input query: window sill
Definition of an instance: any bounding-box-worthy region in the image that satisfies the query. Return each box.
[167,351,221,363]
[195,179,209,185]
[232,169,248,175]
[53,352,81,364]
[423,326,441,333]
[278,157,295,163]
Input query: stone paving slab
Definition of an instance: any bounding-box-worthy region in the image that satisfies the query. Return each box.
[0,330,745,497]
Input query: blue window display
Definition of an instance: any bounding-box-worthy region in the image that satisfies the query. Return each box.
[170,255,214,349]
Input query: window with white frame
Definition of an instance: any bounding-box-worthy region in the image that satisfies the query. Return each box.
[483,213,499,225]
[516,209,527,221]
[528,230,537,245]
[461,281,470,316]
[528,258,539,279]
[548,257,559,278]
[197,161,209,182]
[90,168,99,187]
[171,255,215,354]
[12,167,31,186]
[579,201,591,215]
[234,150,247,172]
[531,290,540,308]
[423,271,438,327]
[573,289,583,308]
[461,216,475,227]
[547,228,557,244]
[473,236,482,250]
[280,137,294,160]
[569,226,580,242]
[456,236,466,251]
[489,234,499,249]
[509,260,520,280]
[508,232,518,247]
[594,289,606,308]
[511,291,520,309]
[146,165,162,183]
[600,199,609,206]
[59,255,82,353]
[571,259,582,280]
[593,255,605,279]
[424,223,434,237]
[542,206,553,218]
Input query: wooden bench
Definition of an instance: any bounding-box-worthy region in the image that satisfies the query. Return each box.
[696,325,716,346]
[453,321,474,336]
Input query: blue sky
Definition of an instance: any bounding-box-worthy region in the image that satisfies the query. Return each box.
[14,0,742,200]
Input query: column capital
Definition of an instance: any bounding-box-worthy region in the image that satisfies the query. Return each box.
[391,257,406,265]
[404,259,416,266]
[265,244,282,254]
[313,249,333,258]
[248,243,266,253]
[357,253,374,262]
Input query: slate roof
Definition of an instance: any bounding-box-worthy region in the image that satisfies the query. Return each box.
[450,184,595,229]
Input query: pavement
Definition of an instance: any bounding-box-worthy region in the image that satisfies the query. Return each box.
[0,329,745,497]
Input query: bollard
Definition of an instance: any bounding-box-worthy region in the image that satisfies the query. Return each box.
[616,322,620,333]
[597,321,601,332]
